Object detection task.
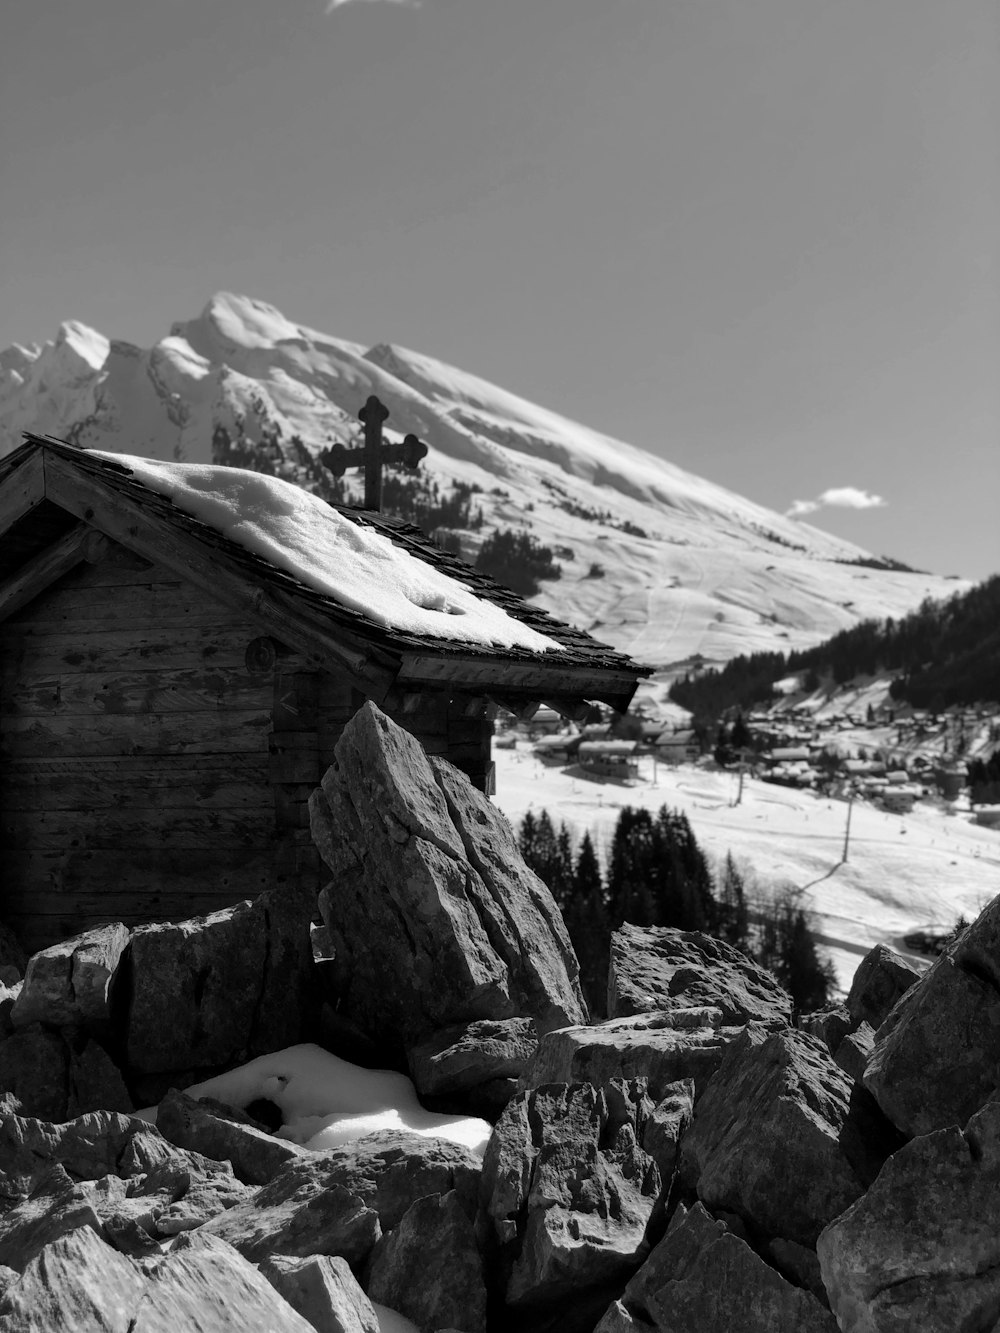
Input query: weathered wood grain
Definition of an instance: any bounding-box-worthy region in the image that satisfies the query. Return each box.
[0,522,93,625]
[0,709,272,759]
[0,626,254,675]
[0,666,271,716]
[0,449,45,533]
[0,805,275,850]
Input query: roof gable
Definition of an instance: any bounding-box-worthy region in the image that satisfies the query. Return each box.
[0,437,650,712]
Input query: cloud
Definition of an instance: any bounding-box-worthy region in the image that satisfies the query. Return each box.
[787,487,887,518]
[325,0,420,11]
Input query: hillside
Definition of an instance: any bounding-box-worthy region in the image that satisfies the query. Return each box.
[670,574,1000,718]
[0,292,966,673]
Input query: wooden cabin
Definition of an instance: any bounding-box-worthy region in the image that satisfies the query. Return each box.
[0,436,650,953]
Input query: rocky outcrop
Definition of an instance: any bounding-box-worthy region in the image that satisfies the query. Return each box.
[480,1080,662,1308]
[863,895,1000,1137]
[156,1089,310,1186]
[522,1007,755,1100]
[406,1017,538,1103]
[0,1222,146,1332]
[844,943,921,1032]
[309,702,587,1057]
[10,925,129,1037]
[200,1129,481,1268]
[817,1100,1000,1332]
[608,924,793,1026]
[597,1202,838,1333]
[679,1025,881,1246]
[366,1190,487,1333]
[259,1254,379,1333]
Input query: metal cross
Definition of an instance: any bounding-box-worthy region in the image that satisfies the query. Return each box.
[319,394,428,511]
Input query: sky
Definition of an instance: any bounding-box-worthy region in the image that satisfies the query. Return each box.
[3,0,998,580]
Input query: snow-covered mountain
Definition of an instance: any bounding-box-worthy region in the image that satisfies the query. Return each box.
[0,292,965,676]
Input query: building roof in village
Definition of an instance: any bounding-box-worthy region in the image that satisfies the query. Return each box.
[0,435,651,713]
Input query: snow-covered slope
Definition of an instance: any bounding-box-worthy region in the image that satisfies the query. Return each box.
[0,292,966,668]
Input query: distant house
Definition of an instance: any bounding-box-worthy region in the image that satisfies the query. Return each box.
[578,739,640,781]
[769,746,811,764]
[654,729,700,764]
[0,435,650,951]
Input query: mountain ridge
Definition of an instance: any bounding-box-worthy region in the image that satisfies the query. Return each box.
[0,291,966,676]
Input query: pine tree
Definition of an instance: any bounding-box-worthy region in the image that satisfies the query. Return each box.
[718,852,750,950]
[564,832,610,1016]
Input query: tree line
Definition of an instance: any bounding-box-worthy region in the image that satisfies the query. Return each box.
[669,574,1000,717]
[519,806,836,1020]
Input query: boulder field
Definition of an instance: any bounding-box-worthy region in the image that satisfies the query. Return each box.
[1,702,998,1332]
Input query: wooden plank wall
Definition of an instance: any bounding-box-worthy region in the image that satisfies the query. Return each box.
[0,559,282,953]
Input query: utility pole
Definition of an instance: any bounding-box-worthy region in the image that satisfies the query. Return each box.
[842,786,855,863]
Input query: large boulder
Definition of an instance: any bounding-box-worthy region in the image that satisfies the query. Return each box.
[0,1111,181,1204]
[522,1008,757,1101]
[10,925,129,1037]
[863,894,1000,1138]
[608,925,793,1026]
[844,943,921,1032]
[0,1028,132,1124]
[132,1231,313,1332]
[596,1202,838,1333]
[200,1129,481,1268]
[309,702,587,1051]
[480,1080,661,1307]
[259,1254,379,1333]
[406,1017,538,1101]
[366,1190,487,1333]
[818,1100,1000,1332]
[155,1089,310,1186]
[679,1024,885,1247]
[0,1222,145,1332]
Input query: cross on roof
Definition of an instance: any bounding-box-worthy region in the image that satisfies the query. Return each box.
[320,394,428,511]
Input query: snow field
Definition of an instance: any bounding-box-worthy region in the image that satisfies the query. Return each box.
[491,746,1000,994]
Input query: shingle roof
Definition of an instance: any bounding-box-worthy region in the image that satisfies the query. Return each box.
[3,435,651,688]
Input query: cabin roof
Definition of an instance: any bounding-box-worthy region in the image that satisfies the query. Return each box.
[0,435,651,713]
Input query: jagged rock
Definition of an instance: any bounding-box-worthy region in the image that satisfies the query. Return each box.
[863,894,1000,1137]
[596,1202,837,1333]
[367,1190,487,1333]
[260,1254,379,1333]
[11,925,129,1036]
[833,1023,875,1083]
[126,902,266,1074]
[201,1130,480,1267]
[309,703,587,1051]
[0,1222,144,1332]
[639,1080,694,1184]
[522,1008,754,1101]
[406,1017,538,1099]
[0,1027,68,1121]
[0,1111,178,1205]
[845,943,921,1032]
[679,1025,878,1246]
[800,1004,852,1055]
[480,1081,661,1307]
[129,1158,251,1236]
[608,925,793,1026]
[131,1231,313,1331]
[249,884,317,1058]
[156,1089,309,1186]
[817,1099,1000,1333]
[0,1147,248,1271]
[765,1237,828,1306]
[0,1165,108,1272]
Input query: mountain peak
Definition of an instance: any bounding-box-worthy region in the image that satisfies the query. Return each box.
[0,293,968,670]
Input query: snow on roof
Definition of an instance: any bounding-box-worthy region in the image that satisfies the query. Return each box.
[93,451,562,654]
